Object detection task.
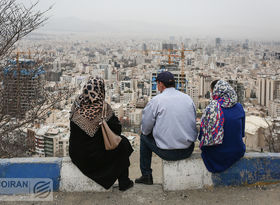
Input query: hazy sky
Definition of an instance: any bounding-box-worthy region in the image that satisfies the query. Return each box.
[21,0,280,39]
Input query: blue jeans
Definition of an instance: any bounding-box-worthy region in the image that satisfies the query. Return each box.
[140,133,195,175]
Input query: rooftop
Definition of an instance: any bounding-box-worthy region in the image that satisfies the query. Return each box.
[245,115,271,135]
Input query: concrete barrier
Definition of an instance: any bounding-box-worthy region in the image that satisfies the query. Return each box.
[162,152,280,191]
[59,157,110,192]
[0,157,110,192]
[1,152,280,192]
[0,157,62,191]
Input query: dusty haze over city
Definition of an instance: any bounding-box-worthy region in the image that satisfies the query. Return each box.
[19,0,280,40]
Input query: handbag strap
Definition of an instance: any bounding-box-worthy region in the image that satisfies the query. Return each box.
[101,101,107,119]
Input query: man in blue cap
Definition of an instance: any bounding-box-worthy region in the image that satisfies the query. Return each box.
[135,71,197,185]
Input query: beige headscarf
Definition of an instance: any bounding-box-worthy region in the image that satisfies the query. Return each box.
[70,76,113,137]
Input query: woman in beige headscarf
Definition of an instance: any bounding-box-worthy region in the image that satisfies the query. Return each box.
[69,76,134,191]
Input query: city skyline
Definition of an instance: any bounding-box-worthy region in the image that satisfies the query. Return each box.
[11,34,280,156]
[2,1,280,158]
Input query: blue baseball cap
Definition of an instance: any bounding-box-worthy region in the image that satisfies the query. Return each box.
[156,71,175,84]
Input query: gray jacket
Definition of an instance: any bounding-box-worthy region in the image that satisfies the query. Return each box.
[141,87,198,149]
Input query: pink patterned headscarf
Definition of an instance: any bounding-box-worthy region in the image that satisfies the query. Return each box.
[199,80,237,148]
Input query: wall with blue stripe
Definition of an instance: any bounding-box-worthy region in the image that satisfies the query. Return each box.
[212,153,280,186]
[1,153,280,192]
[0,158,62,191]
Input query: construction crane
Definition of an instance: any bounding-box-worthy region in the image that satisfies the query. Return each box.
[131,45,201,92]
[173,43,202,92]
[150,49,178,65]
[149,44,201,92]
[131,48,175,64]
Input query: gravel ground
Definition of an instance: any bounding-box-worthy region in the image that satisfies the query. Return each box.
[1,183,280,205]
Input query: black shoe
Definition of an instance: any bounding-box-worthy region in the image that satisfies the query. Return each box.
[119,179,134,191]
[135,174,153,185]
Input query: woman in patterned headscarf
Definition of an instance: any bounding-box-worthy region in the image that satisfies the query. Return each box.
[69,76,134,191]
[198,80,246,173]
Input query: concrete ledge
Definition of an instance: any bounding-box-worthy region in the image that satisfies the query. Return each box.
[0,157,109,192]
[59,157,110,192]
[163,152,280,191]
[1,152,280,192]
[0,157,62,191]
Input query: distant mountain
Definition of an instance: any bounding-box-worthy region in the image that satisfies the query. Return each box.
[40,17,110,33]
[38,17,280,40]
[39,17,191,35]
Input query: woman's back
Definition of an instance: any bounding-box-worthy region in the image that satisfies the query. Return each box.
[200,103,246,173]
[68,76,133,190]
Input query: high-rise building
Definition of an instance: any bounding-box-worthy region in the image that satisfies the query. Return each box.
[44,134,59,157]
[257,77,266,106]
[228,80,245,105]
[215,38,221,47]
[187,85,199,108]
[199,74,212,98]
[142,43,147,51]
[35,126,69,157]
[169,36,175,42]
[100,64,110,80]
[120,80,131,91]
[275,52,280,60]
[2,59,45,118]
[150,65,187,97]
[243,39,249,50]
[162,43,177,51]
[35,127,48,157]
[257,76,280,107]
[269,100,280,118]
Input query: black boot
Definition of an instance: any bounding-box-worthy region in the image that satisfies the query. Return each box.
[119,179,134,191]
[135,174,153,185]
[118,168,134,191]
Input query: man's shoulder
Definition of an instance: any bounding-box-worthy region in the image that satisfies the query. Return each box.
[160,89,193,101]
[145,95,160,108]
[151,93,163,101]
[180,91,191,98]
[178,91,193,102]
[152,89,192,101]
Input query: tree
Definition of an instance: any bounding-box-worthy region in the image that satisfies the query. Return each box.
[0,1,73,158]
[263,117,280,153]
[0,80,75,158]
[0,0,51,59]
